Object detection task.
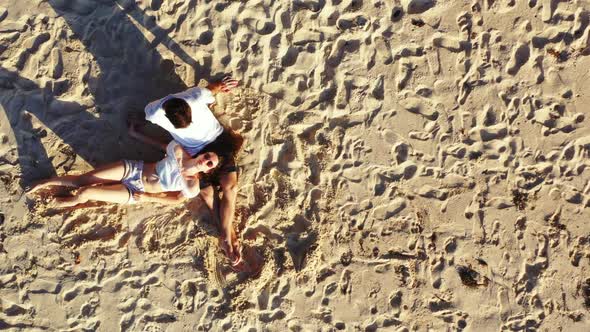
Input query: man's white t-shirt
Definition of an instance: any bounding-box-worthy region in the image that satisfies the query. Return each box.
[144,87,223,156]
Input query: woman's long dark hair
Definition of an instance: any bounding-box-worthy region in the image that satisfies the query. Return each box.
[197,128,244,183]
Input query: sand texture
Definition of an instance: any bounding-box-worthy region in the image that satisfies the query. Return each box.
[1,0,590,331]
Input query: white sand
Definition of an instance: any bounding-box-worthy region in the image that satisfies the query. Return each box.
[1,0,590,330]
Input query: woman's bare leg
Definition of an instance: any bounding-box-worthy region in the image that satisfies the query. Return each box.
[200,186,215,212]
[53,184,131,208]
[28,161,126,194]
[200,186,241,264]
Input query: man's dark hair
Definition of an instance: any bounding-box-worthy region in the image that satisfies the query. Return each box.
[163,98,191,128]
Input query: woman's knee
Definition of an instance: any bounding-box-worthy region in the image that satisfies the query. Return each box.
[72,174,94,187]
[71,176,84,187]
[75,187,92,202]
[200,186,215,210]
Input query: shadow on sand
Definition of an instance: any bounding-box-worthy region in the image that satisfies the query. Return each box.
[0,0,222,188]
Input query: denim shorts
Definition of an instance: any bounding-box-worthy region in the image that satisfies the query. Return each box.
[122,160,145,204]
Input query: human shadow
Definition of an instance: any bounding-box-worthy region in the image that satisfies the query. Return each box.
[0,0,220,188]
[0,67,93,187]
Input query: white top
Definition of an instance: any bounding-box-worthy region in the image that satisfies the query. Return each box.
[144,87,223,156]
[155,141,196,198]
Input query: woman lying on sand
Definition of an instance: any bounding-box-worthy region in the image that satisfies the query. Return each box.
[27,141,220,207]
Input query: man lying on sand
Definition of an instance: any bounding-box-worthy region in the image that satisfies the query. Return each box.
[128,76,244,267]
[27,141,220,206]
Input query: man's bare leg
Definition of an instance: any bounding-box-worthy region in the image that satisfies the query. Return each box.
[200,186,219,214]
[127,122,169,151]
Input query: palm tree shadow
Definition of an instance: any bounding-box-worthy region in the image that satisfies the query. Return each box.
[0,1,218,189]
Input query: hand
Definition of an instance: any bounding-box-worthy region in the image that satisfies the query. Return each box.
[210,76,239,94]
[174,152,188,177]
[220,76,239,92]
[180,168,196,180]
[132,192,144,201]
[173,144,185,162]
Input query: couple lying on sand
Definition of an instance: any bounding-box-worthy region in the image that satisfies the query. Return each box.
[28,77,245,268]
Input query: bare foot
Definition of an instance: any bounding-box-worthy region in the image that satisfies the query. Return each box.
[219,227,241,264]
[26,181,49,195]
[219,236,241,265]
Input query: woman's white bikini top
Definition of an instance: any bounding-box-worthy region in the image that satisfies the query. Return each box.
[155,141,197,198]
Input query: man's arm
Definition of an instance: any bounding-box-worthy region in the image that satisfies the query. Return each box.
[219,171,240,261]
[128,123,168,152]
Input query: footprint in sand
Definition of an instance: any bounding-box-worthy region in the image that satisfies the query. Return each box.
[402,0,435,14]
[505,42,530,75]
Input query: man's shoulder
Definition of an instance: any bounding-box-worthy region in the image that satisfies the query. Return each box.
[183,87,215,106]
[144,100,167,125]
[177,87,205,102]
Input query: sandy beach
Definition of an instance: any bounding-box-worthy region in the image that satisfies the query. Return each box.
[1,0,590,330]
